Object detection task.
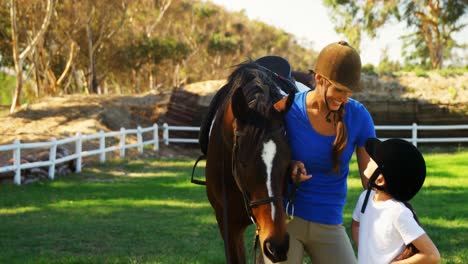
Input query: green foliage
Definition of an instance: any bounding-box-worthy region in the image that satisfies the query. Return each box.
[376,55,401,76]
[400,32,432,70]
[397,66,467,78]
[0,5,12,67]
[323,0,362,50]
[0,0,318,95]
[323,0,468,69]
[117,36,191,70]
[438,67,468,77]
[362,64,378,76]
[0,72,14,105]
[195,3,218,18]
[207,32,241,55]
[413,68,429,78]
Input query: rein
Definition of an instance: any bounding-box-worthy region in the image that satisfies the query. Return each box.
[286,166,301,222]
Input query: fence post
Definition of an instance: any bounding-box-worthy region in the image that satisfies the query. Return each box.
[120,127,126,158]
[99,130,105,163]
[48,138,57,180]
[153,124,159,151]
[13,139,21,185]
[137,126,143,154]
[163,123,169,145]
[75,132,82,173]
[412,123,418,147]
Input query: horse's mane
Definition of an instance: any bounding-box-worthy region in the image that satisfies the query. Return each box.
[199,61,286,155]
[211,60,287,156]
[220,61,284,117]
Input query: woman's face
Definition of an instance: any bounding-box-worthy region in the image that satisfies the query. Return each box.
[317,76,353,111]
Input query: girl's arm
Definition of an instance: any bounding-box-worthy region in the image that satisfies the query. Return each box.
[356,146,371,189]
[391,233,440,264]
[351,219,359,249]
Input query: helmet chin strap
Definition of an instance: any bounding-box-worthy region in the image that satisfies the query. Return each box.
[361,167,385,213]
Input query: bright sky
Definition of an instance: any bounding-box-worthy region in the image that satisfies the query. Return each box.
[207,0,468,66]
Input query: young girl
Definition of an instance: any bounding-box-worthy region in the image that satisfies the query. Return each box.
[352,138,440,264]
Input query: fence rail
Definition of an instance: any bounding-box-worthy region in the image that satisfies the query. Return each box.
[375,124,468,146]
[0,123,467,185]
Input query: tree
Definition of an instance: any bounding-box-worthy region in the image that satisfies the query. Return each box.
[83,0,129,94]
[323,0,467,69]
[8,0,54,113]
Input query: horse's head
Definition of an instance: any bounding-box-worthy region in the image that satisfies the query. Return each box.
[230,80,295,262]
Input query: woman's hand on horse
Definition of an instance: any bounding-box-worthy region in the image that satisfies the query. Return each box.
[291,161,312,183]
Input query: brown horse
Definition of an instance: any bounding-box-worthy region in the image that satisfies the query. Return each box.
[205,61,296,263]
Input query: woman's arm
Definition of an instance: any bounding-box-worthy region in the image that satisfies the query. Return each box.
[391,234,440,264]
[356,146,371,189]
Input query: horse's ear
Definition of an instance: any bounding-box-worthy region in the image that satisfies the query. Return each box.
[232,88,249,122]
[272,91,295,116]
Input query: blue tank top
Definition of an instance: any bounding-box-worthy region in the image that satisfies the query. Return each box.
[285,91,375,224]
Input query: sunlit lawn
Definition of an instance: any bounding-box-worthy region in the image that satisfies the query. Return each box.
[0,150,466,263]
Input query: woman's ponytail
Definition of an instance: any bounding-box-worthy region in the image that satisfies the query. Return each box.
[332,105,347,173]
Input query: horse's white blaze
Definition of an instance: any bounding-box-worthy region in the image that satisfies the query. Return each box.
[261,140,277,221]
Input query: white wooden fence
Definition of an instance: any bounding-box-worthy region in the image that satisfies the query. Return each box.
[0,123,467,185]
[376,124,468,146]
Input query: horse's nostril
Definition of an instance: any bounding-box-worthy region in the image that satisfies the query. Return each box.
[263,238,289,263]
[265,241,273,254]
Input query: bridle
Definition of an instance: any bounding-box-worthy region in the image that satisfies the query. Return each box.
[231,124,287,261]
[232,126,286,215]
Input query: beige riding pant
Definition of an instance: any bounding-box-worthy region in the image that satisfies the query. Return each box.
[264,216,357,264]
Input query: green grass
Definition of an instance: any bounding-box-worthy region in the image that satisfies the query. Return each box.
[0,151,467,263]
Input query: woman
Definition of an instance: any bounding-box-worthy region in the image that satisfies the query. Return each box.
[268,41,376,264]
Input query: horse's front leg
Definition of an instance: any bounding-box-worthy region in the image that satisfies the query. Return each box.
[213,201,249,264]
[225,221,248,264]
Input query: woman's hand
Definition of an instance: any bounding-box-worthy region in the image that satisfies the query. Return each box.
[291,160,312,183]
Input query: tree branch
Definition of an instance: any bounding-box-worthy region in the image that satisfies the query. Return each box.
[56,41,76,86]
[19,0,55,60]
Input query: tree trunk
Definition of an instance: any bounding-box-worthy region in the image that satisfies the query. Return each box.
[32,47,42,97]
[9,0,55,113]
[9,0,22,113]
[86,22,99,94]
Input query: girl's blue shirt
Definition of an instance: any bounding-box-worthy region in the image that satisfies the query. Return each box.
[285,91,375,224]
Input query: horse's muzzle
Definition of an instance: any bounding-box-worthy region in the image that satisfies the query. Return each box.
[263,233,290,263]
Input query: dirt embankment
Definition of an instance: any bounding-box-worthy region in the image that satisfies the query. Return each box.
[0,92,171,146]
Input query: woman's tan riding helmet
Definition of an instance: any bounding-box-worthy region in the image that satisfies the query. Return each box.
[314,40,362,92]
